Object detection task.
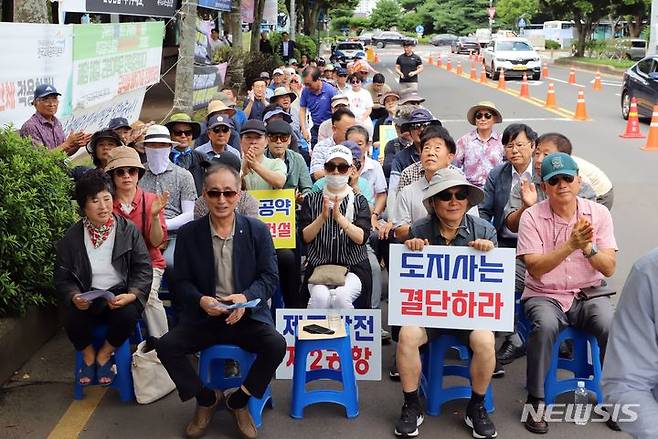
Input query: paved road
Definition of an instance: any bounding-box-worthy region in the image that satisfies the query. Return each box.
[3,46,653,439]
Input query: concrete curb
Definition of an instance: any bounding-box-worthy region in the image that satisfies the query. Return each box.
[553,58,626,77]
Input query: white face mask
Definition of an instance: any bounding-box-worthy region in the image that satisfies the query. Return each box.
[145,147,171,175]
[325,174,349,190]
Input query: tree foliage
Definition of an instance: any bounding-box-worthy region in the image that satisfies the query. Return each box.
[370,0,403,31]
[496,0,539,28]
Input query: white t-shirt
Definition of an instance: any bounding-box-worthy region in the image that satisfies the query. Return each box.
[345,88,373,121]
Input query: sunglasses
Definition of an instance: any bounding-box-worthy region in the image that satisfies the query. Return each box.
[410,122,431,131]
[211,126,231,134]
[290,80,300,84]
[206,189,239,199]
[172,129,194,137]
[324,162,351,174]
[475,112,493,120]
[547,174,575,186]
[268,134,290,142]
[350,80,361,85]
[114,167,140,177]
[434,189,469,202]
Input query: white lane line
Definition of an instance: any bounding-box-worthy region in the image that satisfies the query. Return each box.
[440,117,572,123]
[547,76,585,87]
[588,79,622,87]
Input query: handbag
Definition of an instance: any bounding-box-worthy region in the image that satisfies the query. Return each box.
[131,339,176,404]
[308,264,349,286]
[576,280,616,301]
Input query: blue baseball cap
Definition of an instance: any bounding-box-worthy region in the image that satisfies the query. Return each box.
[32,84,60,103]
[336,67,348,76]
[108,117,131,130]
[402,108,442,127]
[263,107,293,124]
[541,152,579,182]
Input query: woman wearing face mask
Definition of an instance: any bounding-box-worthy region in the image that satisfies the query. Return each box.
[105,146,170,338]
[300,144,372,309]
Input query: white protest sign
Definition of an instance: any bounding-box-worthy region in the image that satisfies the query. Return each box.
[388,244,516,331]
[275,309,381,380]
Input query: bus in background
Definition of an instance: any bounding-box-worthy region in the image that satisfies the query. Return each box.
[543,20,574,48]
[521,24,546,49]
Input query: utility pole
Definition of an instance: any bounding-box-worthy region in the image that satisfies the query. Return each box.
[488,0,493,33]
[290,0,296,39]
[173,0,197,114]
[649,0,658,56]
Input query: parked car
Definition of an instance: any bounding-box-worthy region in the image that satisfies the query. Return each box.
[431,33,458,47]
[481,37,541,80]
[621,56,658,120]
[330,41,367,67]
[451,37,480,54]
[358,32,374,46]
[371,31,417,49]
[617,38,647,61]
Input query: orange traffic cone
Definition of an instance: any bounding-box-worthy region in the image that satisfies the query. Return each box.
[437,56,442,68]
[619,97,645,138]
[470,63,477,80]
[497,69,506,89]
[428,54,433,65]
[642,105,658,150]
[446,58,452,71]
[568,67,576,85]
[573,89,588,120]
[542,62,549,78]
[480,66,487,83]
[456,61,463,75]
[593,71,602,91]
[519,74,529,98]
[545,82,557,108]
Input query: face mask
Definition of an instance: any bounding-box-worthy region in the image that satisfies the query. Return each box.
[325,174,349,190]
[145,147,171,175]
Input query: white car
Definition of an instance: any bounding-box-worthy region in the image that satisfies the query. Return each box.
[482,37,541,80]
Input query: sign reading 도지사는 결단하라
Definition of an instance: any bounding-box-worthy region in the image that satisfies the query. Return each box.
[388,244,516,332]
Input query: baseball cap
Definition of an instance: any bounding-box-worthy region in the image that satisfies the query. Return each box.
[541,152,579,182]
[208,113,233,130]
[263,107,293,123]
[273,68,284,76]
[32,84,60,103]
[260,72,271,79]
[266,119,292,136]
[325,144,353,164]
[200,151,242,173]
[240,120,267,136]
[331,94,350,108]
[403,108,442,127]
[336,67,348,76]
[325,64,335,71]
[108,117,131,130]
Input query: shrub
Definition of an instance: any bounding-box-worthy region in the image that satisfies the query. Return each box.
[296,34,318,59]
[545,39,561,50]
[243,51,280,87]
[0,128,78,316]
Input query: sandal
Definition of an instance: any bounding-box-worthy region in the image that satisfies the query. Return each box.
[96,357,116,386]
[78,361,96,386]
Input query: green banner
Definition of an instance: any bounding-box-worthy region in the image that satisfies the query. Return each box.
[73,21,163,61]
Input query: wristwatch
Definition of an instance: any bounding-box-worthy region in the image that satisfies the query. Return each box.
[583,244,598,259]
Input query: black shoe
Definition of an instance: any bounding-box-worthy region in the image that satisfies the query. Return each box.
[465,401,497,438]
[394,403,424,437]
[524,400,549,434]
[602,407,621,431]
[496,340,525,365]
[389,362,400,381]
[492,360,505,378]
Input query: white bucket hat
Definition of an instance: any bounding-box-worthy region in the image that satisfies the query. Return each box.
[135,124,179,147]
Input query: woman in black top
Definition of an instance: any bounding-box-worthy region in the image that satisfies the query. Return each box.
[300,144,372,309]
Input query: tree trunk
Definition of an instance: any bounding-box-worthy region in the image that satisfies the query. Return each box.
[13,0,49,23]
[628,14,642,37]
[250,0,266,53]
[573,15,593,57]
[173,0,197,114]
[228,0,242,50]
[303,2,320,35]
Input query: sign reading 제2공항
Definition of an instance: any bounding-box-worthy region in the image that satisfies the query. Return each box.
[85,0,176,18]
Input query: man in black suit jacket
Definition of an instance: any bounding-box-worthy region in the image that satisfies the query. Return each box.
[277,32,296,63]
[157,164,285,439]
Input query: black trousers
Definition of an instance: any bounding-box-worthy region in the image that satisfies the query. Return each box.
[64,301,140,351]
[156,316,286,401]
[277,248,304,308]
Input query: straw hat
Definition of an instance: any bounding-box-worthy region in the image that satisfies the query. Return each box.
[422,168,484,215]
[466,101,503,125]
[104,146,146,177]
[207,99,236,118]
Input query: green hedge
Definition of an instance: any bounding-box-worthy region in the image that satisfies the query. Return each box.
[0,128,78,316]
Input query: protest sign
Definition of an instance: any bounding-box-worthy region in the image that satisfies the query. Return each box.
[0,23,73,128]
[388,244,516,331]
[275,309,381,380]
[193,62,228,111]
[377,124,397,161]
[72,22,163,110]
[249,189,296,249]
[85,0,176,18]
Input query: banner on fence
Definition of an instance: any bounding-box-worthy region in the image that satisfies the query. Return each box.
[275,309,381,380]
[388,244,516,331]
[193,62,228,111]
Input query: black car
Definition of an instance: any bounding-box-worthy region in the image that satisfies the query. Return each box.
[431,34,458,47]
[371,31,417,49]
[451,37,480,55]
[621,56,658,120]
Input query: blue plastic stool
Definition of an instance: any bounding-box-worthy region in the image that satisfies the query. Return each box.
[290,325,359,419]
[74,325,134,402]
[544,327,603,405]
[198,344,273,429]
[419,335,495,416]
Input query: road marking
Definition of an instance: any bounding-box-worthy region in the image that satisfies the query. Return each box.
[546,76,586,88]
[47,387,106,439]
[588,78,622,87]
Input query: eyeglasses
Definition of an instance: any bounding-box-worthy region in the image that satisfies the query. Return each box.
[268,134,290,142]
[475,112,493,120]
[172,129,194,137]
[212,126,231,134]
[206,189,239,199]
[410,122,431,131]
[505,141,532,150]
[290,80,299,84]
[114,167,140,177]
[434,189,469,202]
[547,174,575,186]
[324,162,351,174]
